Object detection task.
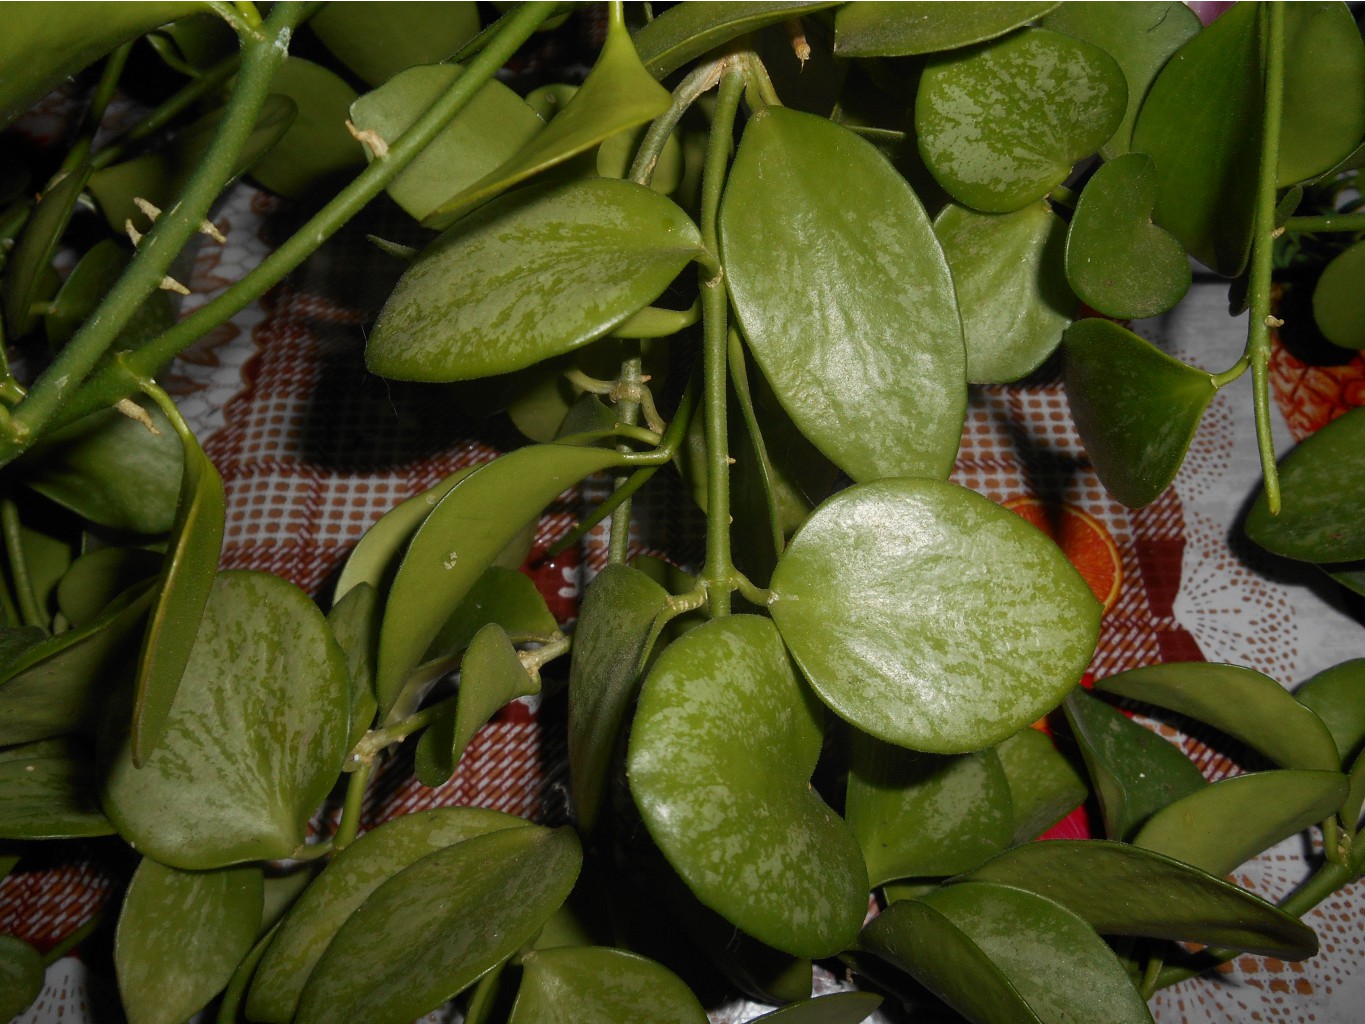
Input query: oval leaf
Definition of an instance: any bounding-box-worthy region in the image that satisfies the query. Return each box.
[0,934,43,1023]
[633,2,839,78]
[327,583,381,750]
[509,946,708,1024]
[248,58,364,200]
[0,742,114,839]
[770,479,1100,753]
[835,2,1059,57]
[1312,239,1365,350]
[310,1,481,86]
[56,547,161,628]
[1278,1,1365,187]
[994,726,1087,843]
[44,238,174,351]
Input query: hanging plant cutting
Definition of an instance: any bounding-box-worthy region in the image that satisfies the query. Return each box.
[1,1,1364,1022]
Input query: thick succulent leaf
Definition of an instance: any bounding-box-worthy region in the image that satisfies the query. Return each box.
[1295,660,1365,815]
[633,2,839,78]
[721,105,965,482]
[327,582,381,750]
[247,58,364,199]
[0,742,114,839]
[1245,405,1365,562]
[249,807,529,1024]
[101,571,351,869]
[994,727,1087,843]
[294,826,581,1024]
[376,445,625,715]
[424,564,558,662]
[1062,318,1217,508]
[508,946,708,1024]
[350,64,543,221]
[934,200,1074,383]
[44,239,174,351]
[1040,1,1201,159]
[1312,239,1365,350]
[1065,153,1191,319]
[770,479,1100,753]
[847,734,1012,885]
[0,934,43,1022]
[746,993,884,1024]
[56,548,161,628]
[568,563,670,832]
[216,925,279,1024]
[1096,662,1340,772]
[423,20,670,227]
[310,2,481,85]
[963,839,1319,957]
[1135,769,1348,877]
[368,179,702,382]
[1278,2,1365,187]
[628,615,868,958]
[1131,1,1261,276]
[916,29,1126,213]
[115,858,262,1024]
[1063,687,1207,841]
[835,2,1059,57]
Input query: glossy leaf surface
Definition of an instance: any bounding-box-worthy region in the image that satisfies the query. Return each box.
[0,934,43,1022]
[916,28,1126,213]
[249,807,529,1024]
[1278,2,1365,187]
[964,839,1318,957]
[425,564,558,662]
[568,563,670,831]
[633,2,838,78]
[747,993,883,1024]
[836,2,1058,57]
[55,548,161,628]
[1245,405,1365,561]
[934,200,1073,383]
[1312,240,1365,350]
[310,2,480,85]
[327,582,381,750]
[1065,153,1190,319]
[0,742,114,839]
[248,58,364,199]
[115,859,262,1024]
[369,179,702,382]
[1063,318,1216,508]
[102,571,351,869]
[1296,660,1365,777]
[995,726,1087,843]
[1096,662,1340,772]
[628,616,867,957]
[509,946,708,1024]
[770,479,1100,753]
[721,106,965,482]
[294,826,581,1024]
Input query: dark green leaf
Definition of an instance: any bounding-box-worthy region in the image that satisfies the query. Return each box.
[310,2,481,85]
[248,58,364,199]
[508,946,708,1024]
[56,548,161,628]
[0,934,43,1022]
[0,741,114,839]
[216,924,279,1024]
[746,993,884,1024]
[327,583,381,750]
[16,520,74,627]
[633,2,839,79]
[1312,239,1365,350]
[44,239,174,351]
[835,2,1059,57]
[994,726,1087,843]
[2,165,90,338]
[1278,2,1365,187]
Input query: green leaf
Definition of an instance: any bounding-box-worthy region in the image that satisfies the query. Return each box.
[424,564,558,663]
[248,807,530,1024]
[1095,662,1341,772]
[509,946,709,1024]
[567,563,670,832]
[863,882,1154,1024]
[1296,659,1365,768]
[424,19,671,227]
[1062,318,1217,508]
[720,105,966,483]
[994,726,1087,843]
[847,734,1012,885]
[1131,1,1261,276]
[745,993,884,1024]
[1278,1,1365,187]
[247,58,364,200]
[1312,239,1365,350]
[1040,1,1201,159]
[327,582,381,750]
[916,28,1126,213]
[101,571,351,869]
[349,64,543,221]
[770,479,1100,753]
[633,2,839,79]
[963,839,1319,958]
[1245,405,1365,562]
[294,826,581,1024]
[1064,153,1191,319]
[835,2,1059,57]
[55,548,161,628]
[310,2,481,85]
[216,924,279,1024]
[369,178,702,382]
[44,240,174,351]
[2,165,91,338]
[628,615,868,958]
[1134,769,1348,877]
[115,858,262,1024]
[0,934,43,1023]
[414,623,538,786]
[0,741,114,839]
[376,444,625,716]
[934,200,1074,383]
[16,520,74,627]
[1062,687,1207,841]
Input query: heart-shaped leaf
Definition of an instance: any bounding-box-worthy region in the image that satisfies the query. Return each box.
[721,105,966,482]
[1312,239,1365,350]
[1245,405,1365,562]
[327,582,381,750]
[508,946,709,1024]
[56,548,162,628]
[934,200,1074,383]
[1131,1,1261,276]
[310,2,481,86]
[248,807,530,1024]
[0,740,114,839]
[835,2,1059,57]
[247,58,364,200]
[349,64,543,221]
[916,28,1126,213]
[633,2,839,78]
[628,615,868,958]
[1062,318,1217,508]
[115,858,262,1024]
[423,18,670,227]
[1278,1,1365,187]
[1134,769,1348,877]
[368,178,702,382]
[746,992,884,1024]
[1096,662,1340,772]
[424,564,557,664]
[294,825,581,1024]
[568,562,670,832]
[44,239,174,351]
[0,934,43,1022]
[963,839,1319,957]
[1065,153,1191,319]
[770,479,1100,753]
[847,734,1012,885]
[101,571,351,869]
[994,726,1087,843]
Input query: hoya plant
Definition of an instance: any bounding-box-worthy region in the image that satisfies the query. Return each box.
[1,2,1364,1022]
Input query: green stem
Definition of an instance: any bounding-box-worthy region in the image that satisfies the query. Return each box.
[555,424,661,449]
[627,57,728,186]
[608,352,644,565]
[1284,212,1365,234]
[0,498,43,628]
[356,695,460,760]
[740,50,781,108]
[59,42,133,175]
[1210,354,1250,389]
[333,758,375,851]
[1139,951,1164,1001]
